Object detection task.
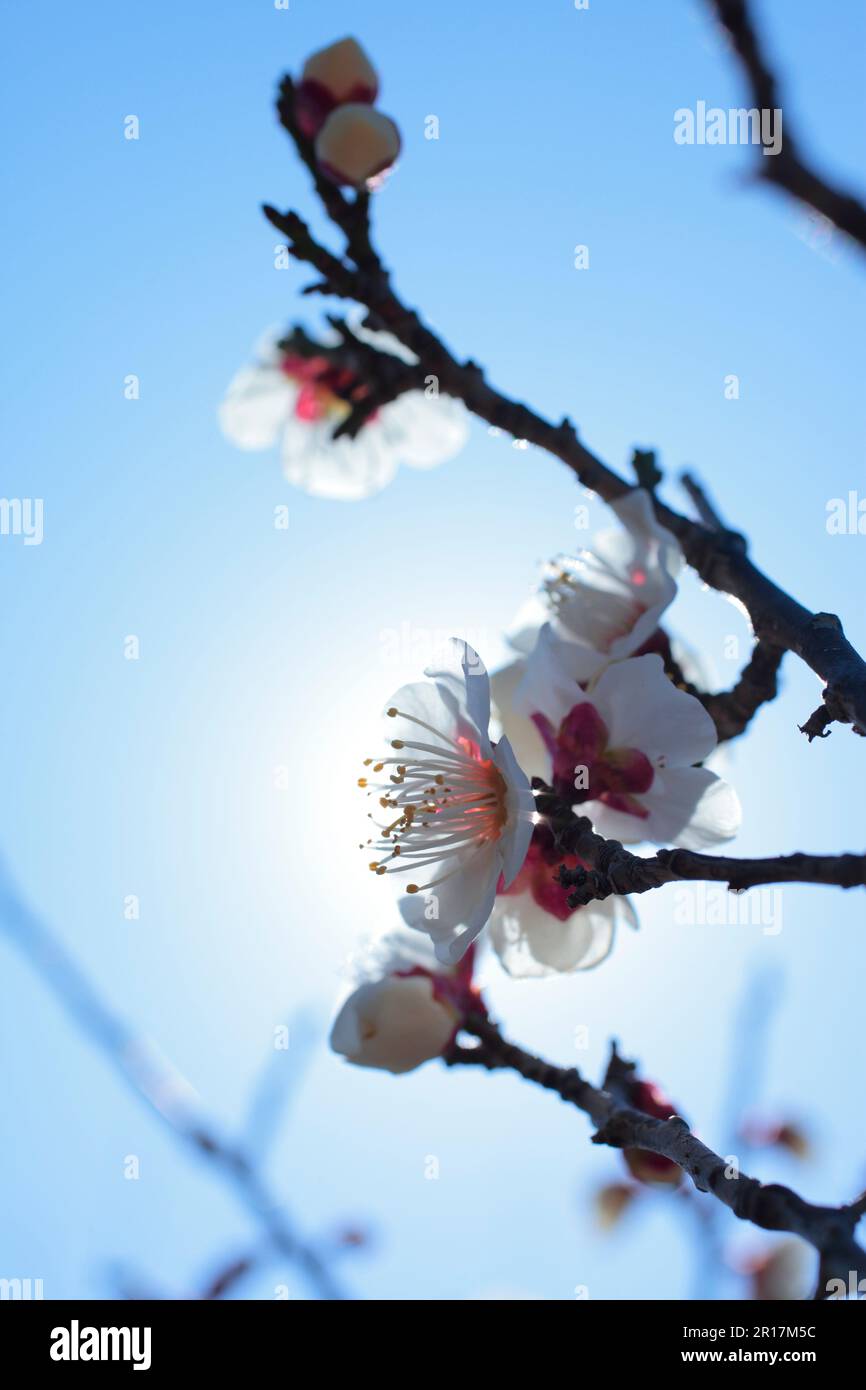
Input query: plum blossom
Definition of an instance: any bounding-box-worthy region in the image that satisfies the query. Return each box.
[360,639,534,965]
[219,325,467,500]
[518,636,741,849]
[488,822,637,977]
[294,37,379,138]
[507,488,683,676]
[492,487,684,777]
[330,930,478,1075]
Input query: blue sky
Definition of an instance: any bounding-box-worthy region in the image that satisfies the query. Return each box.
[1,0,865,1300]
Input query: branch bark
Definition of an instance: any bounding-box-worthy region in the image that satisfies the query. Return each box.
[532,783,866,906]
[445,1015,866,1297]
[667,635,784,743]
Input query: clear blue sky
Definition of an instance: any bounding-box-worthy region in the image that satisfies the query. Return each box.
[1,0,865,1300]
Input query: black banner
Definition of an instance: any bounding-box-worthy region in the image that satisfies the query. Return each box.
[0,1298,860,1374]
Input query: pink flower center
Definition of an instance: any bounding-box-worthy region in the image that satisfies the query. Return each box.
[496,823,586,922]
[280,352,377,425]
[532,701,654,819]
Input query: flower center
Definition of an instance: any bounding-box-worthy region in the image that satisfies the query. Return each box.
[359,708,508,894]
[532,701,654,819]
[280,352,375,425]
[497,822,587,922]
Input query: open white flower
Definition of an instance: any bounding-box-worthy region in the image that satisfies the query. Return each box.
[360,639,534,965]
[329,929,473,1074]
[493,488,684,779]
[219,327,467,501]
[520,638,741,850]
[507,488,683,672]
[487,822,638,977]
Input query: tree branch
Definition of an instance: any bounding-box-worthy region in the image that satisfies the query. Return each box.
[667,635,785,743]
[264,97,866,739]
[531,783,866,906]
[445,1016,866,1297]
[708,0,866,251]
[0,859,346,1301]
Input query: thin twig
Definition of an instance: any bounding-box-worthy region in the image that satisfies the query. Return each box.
[708,0,866,251]
[530,783,866,907]
[264,140,866,738]
[445,1016,866,1297]
[0,861,346,1301]
[667,636,784,742]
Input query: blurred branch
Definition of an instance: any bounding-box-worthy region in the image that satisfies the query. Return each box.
[530,783,866,906]
[0,860,346,1301]
[264,83,866,739]
[239,1006,319,1160]
[445,1017,866,1297]
[708,0,866,251]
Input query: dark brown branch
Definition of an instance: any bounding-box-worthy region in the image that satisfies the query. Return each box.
[708,0,866,251]
[323,315,429,438]
[673,636,784,742]
[531,783,866,906]
[263,174,866,739]
[445,1016,866,1297]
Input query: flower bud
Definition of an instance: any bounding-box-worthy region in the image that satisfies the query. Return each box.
[623,1079,683,1188]
[330,974,458,1074]
[295,38,379,138]
[315,105,401,189]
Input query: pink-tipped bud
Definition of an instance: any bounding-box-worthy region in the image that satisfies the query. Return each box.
[315,105,401,189]
[295,37,379,138]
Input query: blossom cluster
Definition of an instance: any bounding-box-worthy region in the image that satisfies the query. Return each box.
[332,489,740,1075]
[219,37,744,1083]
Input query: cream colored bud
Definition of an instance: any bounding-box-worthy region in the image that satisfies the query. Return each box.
[301,37,378,105]
[330,975,457,1074]
[315,105,401,189]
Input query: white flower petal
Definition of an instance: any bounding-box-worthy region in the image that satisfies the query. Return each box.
[219,365,292,449]
[493,735,534,887]
[514,623,603,725]
[398,843,500,963]
[281,416,398,499]
[422,638,491,750]
[591,654,718,767]
[489,892,634,977]
[380,392,469,469]
[490,659,550,780]
[639,766,742,849]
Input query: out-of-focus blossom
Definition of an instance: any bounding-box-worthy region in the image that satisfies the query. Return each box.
[316,105,401,189]
[518,643,741,850]
[219,326,467,500]
[488,822,637,976]
[295,37,379,138]
[492,488,684,779]
[740,1116,812,1160]
[507,488,683,674]
[594,1180,638,1230]
[743,1239,813,1301]
[623,1079,684,1188]
[329,929,480,1075]
[360,639,534,965]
